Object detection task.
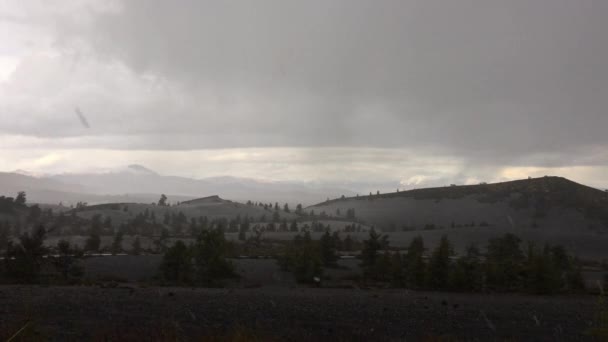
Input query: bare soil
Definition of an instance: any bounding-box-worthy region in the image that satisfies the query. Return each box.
[0,285,601,341]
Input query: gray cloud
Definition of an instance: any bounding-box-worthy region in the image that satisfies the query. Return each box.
[66,1,608,153]
[1,0,607,180]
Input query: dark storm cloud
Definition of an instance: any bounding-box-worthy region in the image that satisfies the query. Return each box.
[70,1,607,156]
[4,0,608,170]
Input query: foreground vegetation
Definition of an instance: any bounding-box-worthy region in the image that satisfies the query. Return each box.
[278,229,591,295]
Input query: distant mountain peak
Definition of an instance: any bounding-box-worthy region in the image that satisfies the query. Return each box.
[126,164,158,176]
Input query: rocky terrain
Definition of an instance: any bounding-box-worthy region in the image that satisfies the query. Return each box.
[0,285,601,341]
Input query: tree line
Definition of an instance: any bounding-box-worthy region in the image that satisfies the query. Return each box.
[279,229,588,294]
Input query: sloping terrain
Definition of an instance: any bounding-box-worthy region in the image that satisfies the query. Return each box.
[309,176,608,231]
[307,177,608,258]
[74,195,298,225]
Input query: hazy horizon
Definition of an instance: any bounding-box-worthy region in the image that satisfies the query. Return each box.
[1,1,607,189]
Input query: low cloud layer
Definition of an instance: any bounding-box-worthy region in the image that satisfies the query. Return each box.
[0,1,607,187]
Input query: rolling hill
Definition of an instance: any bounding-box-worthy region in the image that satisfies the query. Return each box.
[73,195,299,226]
[307,176,608,259]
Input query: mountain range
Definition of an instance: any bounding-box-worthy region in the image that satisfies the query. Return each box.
[1,165,360,206]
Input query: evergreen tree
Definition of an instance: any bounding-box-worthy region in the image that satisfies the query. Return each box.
[158,194,168,206]
[427,235,453,289]
[111,231,123,255]
[238,229,247,241]
[279,219,288,232]
[272,211,280,222]
[332,231,342,251]
[160,240,192,284]
[54,240,84,282]
[450,244,483,291]
[346,208,356,220]
[131,236,142,255]
[390,252,405,287]
[85,231,101,253]
[485,233,524,291]
[192,229,236,286]
[361,229,389,280]
[343,234,354,252]
[289,219,298,232]
[278,233,322,283]
[5,226,47,283]
[28,204,42,222]
[524,243,562,294]
[155,228,170,253]
[190,217,200,236]
[15,191,26,206]
[319,231,338,266]
[0,223,9,251]
[405,236,426,288]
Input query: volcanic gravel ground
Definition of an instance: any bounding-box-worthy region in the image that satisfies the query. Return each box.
[0,286,601,341]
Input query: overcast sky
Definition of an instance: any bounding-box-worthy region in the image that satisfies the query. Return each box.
[0,0,607,188]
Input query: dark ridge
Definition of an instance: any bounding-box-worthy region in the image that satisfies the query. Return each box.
[310,176,608,227]
[313,176,605,205]
[180,195,226,205]
[74,202,137,211]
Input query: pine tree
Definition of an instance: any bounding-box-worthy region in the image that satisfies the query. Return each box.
[111,231,123,255]
[361,229,388,280]
[192,229,235,286]
[131,236,142,255]
[405,236,426,288]
[524,243,563,294]
[343,234,354,252]
[390,252,405,287]
[289,220,298,232]
[485,233,524,291]
[272,211,280,222]
[320,231,338,266]
[158,194,168,206]
[85,231,101,253]
[427,235,453,289]
[160,240,192,284]
[15,191,26,206]
[5,226,47,283]
[450,244,483,291]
